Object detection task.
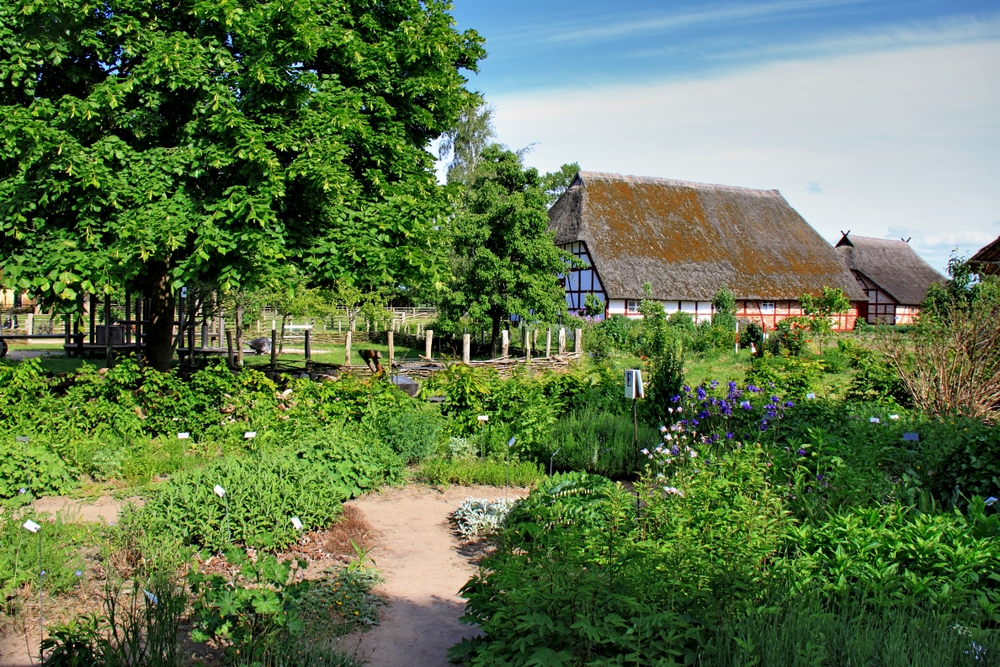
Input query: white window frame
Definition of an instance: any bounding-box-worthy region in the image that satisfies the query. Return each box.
[760,302,775,314]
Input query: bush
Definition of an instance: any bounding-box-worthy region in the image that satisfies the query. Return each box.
[845,345,910,405]
[120,450,354,552]
[418,457,545,487]
[363,406,443,464]
[451,498,515,539]
[544,407,660,477]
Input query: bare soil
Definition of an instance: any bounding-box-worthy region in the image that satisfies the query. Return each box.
[0,484,525,667]
[345,485,527,667]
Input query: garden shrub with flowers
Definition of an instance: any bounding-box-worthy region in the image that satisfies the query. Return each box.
[453,376,1000,666]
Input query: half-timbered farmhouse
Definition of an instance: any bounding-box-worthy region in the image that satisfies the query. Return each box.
[548,172,866,330]
[970,235,1000,277]
[834,233,943,325]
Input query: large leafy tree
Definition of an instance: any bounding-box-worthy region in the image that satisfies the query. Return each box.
[0,0,484,369]
[441,144,573,354]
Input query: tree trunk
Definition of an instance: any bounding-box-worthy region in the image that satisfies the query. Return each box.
[490,314,500,358]
[145,260,176,372]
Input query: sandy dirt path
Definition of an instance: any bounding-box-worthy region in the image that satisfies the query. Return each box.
[347,485,525,667]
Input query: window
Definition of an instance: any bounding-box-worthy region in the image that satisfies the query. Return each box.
[626,300,641,313]
[760,302,775,314]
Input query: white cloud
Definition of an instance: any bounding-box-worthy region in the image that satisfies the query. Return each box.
[490,40,1000,272]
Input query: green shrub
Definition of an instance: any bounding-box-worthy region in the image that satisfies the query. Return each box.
[777,498,1000,621]
[845,345,911,405]
[120,451,351,552]
[418,457,545,487]
[364,406,443,464]
[544,407,660,477]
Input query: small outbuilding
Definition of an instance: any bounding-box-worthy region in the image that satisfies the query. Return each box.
[969,235,1000,277]
[548,172,866,330]
[834,233,944,325]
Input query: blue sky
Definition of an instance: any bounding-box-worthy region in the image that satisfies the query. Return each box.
[446,0,1000,272]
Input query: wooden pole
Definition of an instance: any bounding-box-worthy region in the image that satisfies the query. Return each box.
[501,329,509,358]
[304,328,311,365]
[225,329,234,369]
[462,333,471,364]
[124,291,130,344]
[425,329,433,360]
[345,331,352,365]
[558,328,566,355]
[525,329,531,362]
[270,327,277,368]
[104,294,113,367]
[575,328,583,354]
[546,328,552,358]
[89,293,96,345]
[387,330,395,369]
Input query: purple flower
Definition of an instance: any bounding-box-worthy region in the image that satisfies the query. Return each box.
[759,424,769,432]
[696,386,707,400]
[740,401,752,410]
[683,385,691,393]
[698,411,710,420]
[670,395,681,403]
[728,381,737,391]
[726,432,734,439]
[671,445,680,456]
[767,410,777,418]
[784,401,795,408]
[771,396,780,403]
[710,380,719,388]
[797,448,807,456]
[711,434,719,442]
[747,384,760,393]
[691,419,700,426]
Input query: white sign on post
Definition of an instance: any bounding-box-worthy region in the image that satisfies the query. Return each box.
[624,369,644,399]
[291,517,304,531]
[22,520,41,533]
[177,432,190,440]
[244,431,257,439]
[477,415,489,422]
[213,485,226,498]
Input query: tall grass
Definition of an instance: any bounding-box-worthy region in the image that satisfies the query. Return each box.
[545,407,660,477]
[700,593,999,667]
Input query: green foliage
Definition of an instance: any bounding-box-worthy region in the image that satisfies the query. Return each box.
[845,344,910,405]
[439,145,574,345]
[540,162,581,207]
[767,317,808,356]
[740,319,765,355]
[120,448,355,553]
[744,354,823,400]
[363,405,444,464]
[451,498,515,539]
[711,287,738,331]
[0,0,484,365]
[702,591,1000,667]
[1,513,97,608]
[545,407,660,477]
[778,498,1000,620]
[295,567,385,639]
[42,572,185,667]
[189,551,310,664]
[419,457,545,487]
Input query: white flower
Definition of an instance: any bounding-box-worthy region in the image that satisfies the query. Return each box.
[690,450,698,458]
[663,486,685,497]
[889,414,900,420]
[660,425,668,432]
[870,417,881,424]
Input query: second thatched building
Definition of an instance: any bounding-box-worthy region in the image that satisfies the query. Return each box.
[548,172,867,330]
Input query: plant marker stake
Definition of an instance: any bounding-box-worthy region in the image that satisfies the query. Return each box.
[179,432,190,473]
[902,433,919,442]
[550,449,560,477]
[23,520,42,660]
[17,436,29,500]
[477,415,488,458]
[214,485,230,545]
[244,431,256,439]
[506,437,516,504]
[291,517,303,531]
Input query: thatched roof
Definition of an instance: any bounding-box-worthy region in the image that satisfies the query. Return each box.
[970,235,1000,276]
[548,172,866,302]
[835,234,944,305]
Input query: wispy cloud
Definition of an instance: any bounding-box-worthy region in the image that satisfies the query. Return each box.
[520,0,868,46]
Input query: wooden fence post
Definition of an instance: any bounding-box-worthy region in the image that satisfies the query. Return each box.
[225,329,234,369]
[270,327,277,368]
[558,328,566,355]
[462,333,470,364]
[304,329,311,365]
[575,328,583,354]
[525,329,531,362]
[545,328,551,358]
[388,330,395,369]
[501,329,509,358]
[345,331,352,365]
[425,329,433,360]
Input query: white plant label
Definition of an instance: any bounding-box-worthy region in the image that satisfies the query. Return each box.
[16,436,29,443]
[213,485,226,498]
[508,436,517,448]
[870,417,881,424]
[22,520,40,533]
[177,432,190,440]
[477,415,489,422]
[291,517,303,530]
[806,393,816,400]
[244,431,257,439]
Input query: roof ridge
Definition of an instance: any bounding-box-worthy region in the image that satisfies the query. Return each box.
[578,171,782,196]
[845,234,912,245]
